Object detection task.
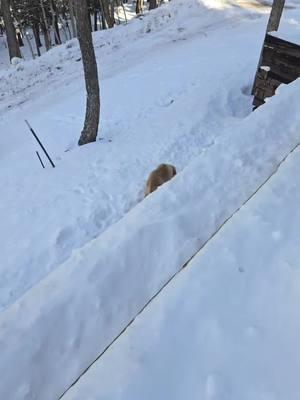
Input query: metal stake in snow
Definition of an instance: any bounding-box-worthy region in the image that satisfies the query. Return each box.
[36,151,45,169]
[25,120,55,168]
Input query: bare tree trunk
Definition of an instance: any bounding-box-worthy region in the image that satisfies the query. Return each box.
[120,0,128,23]
[87,10,92,32]
[73,0,100,146]
[24,28,35,59]
[136,0,143,14]
[1,0,21,60]
[100,0,114,28]
[149,0,158,10]
[58,15,69,41]
[109,0,115,25]
[69,0,77,37]
[50,0,61,44]
[54,13,61,44]
[100,12,106,29]
[61,6,72,39]
[115,2,121,25]
[32,22,42,56]
[98,0,107,29]
[16,30,24,46]
[65,19,72,40]
[94,10,98,31]
[40,0,51,49]
[41,19,51,50]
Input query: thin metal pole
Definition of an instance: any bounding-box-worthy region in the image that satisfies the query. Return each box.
[36,151,45,168]
[25,120,55,168]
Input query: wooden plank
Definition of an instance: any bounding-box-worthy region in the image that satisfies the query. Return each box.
[262,34,300,83]
[252,32,300,108]
[251,0,286,95]
[266,0,285,32]
[264,33,300,57]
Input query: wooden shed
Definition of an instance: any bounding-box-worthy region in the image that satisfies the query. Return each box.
[252,0,300,109]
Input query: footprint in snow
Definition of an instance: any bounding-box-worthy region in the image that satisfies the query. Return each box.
[55,226,76,250]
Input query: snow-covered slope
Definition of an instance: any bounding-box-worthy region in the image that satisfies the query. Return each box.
[2,64,300,400]
[64,136,300,400]
[1,0,300,399]
[0,0,270,311]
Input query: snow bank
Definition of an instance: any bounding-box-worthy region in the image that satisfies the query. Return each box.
[1,78,300,399]
[64,141,300,400]
[0,0,262,312]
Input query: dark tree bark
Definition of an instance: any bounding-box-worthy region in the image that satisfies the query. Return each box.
[33,22,42,56]
[1,0,22,60]
[100,12,106,29]
[94,10,98,31]
[149,0,158,10]
[54,14,61,44]
[100,0,114,28]
[69,0,77,37]
[34,22,42,46]
[61,6,72,39]
[97,0,106,29]
[136,0,143,14]
[73,0,100,146]
[87,9,92,32]
[109,0,115,25]
[41,19,51,50]
[50,0,61,44]
[40,0,52,49]
[16,31,24,46]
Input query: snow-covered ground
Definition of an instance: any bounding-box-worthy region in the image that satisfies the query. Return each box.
[2,73,300,399]
[64,129,300,400]
[1,0,300,399]
[0,2,134,70]
[0,0,270,311]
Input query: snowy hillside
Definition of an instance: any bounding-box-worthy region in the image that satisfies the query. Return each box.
[1,0,300,399]
[0,0,270,312]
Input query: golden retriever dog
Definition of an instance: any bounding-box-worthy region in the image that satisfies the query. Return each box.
[144,163,177,197]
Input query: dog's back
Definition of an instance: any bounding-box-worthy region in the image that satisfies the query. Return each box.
[144,163,176,197]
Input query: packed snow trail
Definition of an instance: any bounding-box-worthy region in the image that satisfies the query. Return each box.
[0,0,276,311]
[63,143,300,400]
[1,75,300,400]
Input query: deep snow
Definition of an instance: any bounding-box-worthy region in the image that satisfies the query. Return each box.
[64,141,300,400]
[0,0,270,311]
[2,38,300,400]
[1,0,300,399]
